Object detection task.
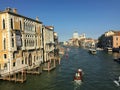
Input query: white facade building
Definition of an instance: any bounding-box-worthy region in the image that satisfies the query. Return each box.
[43,26,55,62]
[73,31,79,39]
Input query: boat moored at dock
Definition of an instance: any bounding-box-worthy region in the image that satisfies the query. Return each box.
[104,47,112,52]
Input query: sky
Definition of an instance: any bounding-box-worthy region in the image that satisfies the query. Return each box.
[0,0,120,41]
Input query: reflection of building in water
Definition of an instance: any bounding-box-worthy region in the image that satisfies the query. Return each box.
[113,53,120,58]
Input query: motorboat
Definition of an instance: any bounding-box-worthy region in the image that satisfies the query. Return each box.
[104,47,112,52]
[65,53,69,58]
[89,49,97,55]
[74,69,83,83]
[113,76,120,86]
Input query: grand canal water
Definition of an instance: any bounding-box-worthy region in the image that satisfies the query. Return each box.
[0,47,120,90]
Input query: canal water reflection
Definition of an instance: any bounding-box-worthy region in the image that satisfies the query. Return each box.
[0,47,120,90]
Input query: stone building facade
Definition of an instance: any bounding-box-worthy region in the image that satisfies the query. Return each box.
[0,8,44,76]
[98,30,120,51]
[42,26,55,62]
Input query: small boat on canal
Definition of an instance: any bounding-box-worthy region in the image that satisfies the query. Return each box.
[104,47,112,52]
[89,49,97,55]
[113,76,120,86]
[65,53,69,58]
[74,69,83,83]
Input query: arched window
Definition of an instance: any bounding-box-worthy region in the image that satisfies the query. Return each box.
[35,26,36,32]
[32,40,34,46]
[37,56,38,60]
[20,21,22,30]
[33,40,34,46]
[29,40,31,46]
[12,38,14,47]
[24,22,25,30]
[27,40,29,46]
[24,40,26,47]
[4,38,6,50]
[3,19,5,29]
[34,56,35,62]
[26,23,28,30]
[31,40,32,46]
[22,60,24,64]
[11,18,13,29]
[28,54,32,66]
[36,39,37,46]
[11,33,13,36]
[25,57,27,64]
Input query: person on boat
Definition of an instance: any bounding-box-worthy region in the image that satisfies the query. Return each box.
[77,73,80,77]
[78,69,82,78]
[78,69,82,73]
[74,73,78,80]
[75,73,78,77]
[77,73,81,79]
[76,73,81,79]
[65,53,68,58]
[118,76,120,82]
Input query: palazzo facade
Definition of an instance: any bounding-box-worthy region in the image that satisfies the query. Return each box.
[0,8,47,76]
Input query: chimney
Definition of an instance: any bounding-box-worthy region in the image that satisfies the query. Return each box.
[36,17,39,21]
[5,7,12,12]
[13,8,17,13]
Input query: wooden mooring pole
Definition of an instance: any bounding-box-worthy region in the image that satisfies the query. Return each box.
[0,69,26,83]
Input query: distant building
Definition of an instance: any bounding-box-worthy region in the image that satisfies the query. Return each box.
[79,33,86,40]
[42,26,55,62]
[112,31,120,48]
[73,31,79,39]
[79,38,97,48]
[98,30,120,49]
[63,41,68,46]
[72,31,79,46]
[66,32,95,47]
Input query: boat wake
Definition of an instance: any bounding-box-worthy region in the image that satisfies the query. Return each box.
[113,80,120,86]
[72,68,83,90]
[113,76,120,87]
[72,81,82,90]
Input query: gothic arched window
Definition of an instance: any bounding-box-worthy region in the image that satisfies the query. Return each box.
[20,21,22,30]
[4,38,6,49]
[12,38,14,47]
[11,18,13,29]
[3,19,5,29]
